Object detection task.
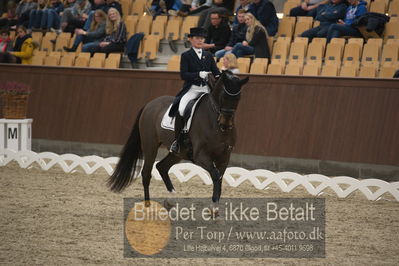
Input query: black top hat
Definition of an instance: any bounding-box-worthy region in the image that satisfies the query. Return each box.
[188,27,207,38]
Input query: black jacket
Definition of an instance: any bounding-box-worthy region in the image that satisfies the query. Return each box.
[353,12,390,36]
[168,48,220,117]
[248,26,270,59]
[227,22,247,47]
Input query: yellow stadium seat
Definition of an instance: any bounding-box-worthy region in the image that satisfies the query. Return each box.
[136,15,152,36]
[165,19,182,41]
[249,58,268,74]
[306,42,323,67]
[285,63,302,75]
[339,65,358,77]
[167,55,180,71]
[271,41,289,65]
[325,42,344,65]
[237,57,251,73]
[277,17,296,38]
[378,65,397,77]
[321,64,339,76]
[267,63,284,75]
[381,43,399,66]
[358,65,377,77]
[302,64,320,76]
[288,42,306,65]
[361,43,380,67]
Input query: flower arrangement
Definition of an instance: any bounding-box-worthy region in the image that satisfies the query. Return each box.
[0,81,31,95]
[0,81,31,119]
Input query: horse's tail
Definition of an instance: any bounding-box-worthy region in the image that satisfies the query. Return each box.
[108,108,144,193]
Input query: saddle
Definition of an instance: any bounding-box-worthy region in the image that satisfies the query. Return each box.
[161,93,207,132]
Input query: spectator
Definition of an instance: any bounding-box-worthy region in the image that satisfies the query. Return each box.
[85,7,126,54]
[10,25,36,64]
[202,11,231,54]
[40,0,64,31]
[0,1,18,28]
[177,0,212,17]
[220,53,240,73]
[15,0,38,28]
[63,9,106,52]
[28,0,48,30]
[231,12,270,60]
[249,0,278,36]
[290,0,329,17]
[326,0,367,42]
[0,28,13,53]
[233,0,251,26]
[105,0,122,17]
[197,0,235,29]
[60,0,91,33]
[301,0,347,40]
[215,9,247,59]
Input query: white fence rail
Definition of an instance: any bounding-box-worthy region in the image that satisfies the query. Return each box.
[1,149,398,202]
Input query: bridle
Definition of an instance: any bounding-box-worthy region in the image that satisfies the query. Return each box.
[210,77,241,132]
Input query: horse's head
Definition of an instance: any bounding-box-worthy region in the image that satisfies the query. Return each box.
[211,70,249,131]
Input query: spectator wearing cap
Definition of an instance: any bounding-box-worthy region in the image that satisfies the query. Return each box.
[168,27,221,154]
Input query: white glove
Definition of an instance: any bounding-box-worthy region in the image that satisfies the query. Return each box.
[199,71,210,80]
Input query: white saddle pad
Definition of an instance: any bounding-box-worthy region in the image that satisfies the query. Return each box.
[161,93,207,132]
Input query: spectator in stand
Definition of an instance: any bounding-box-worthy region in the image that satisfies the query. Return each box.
[60,0,91,33]
[202,11,231,54]
[233,0,251,26]
[0,28,13,53]
[0,1,18,28]
[220,53,240,73]
[85,7,126,54]
[177,0,212,17]
[197,0,235,29]
[41,0,64,31]
[231,12,270,60]
[28,0,48,30]
[10,25,36,64]
[249,0,278,36]
[215,9,247,59]
[14,0,38,28]
[290,0,329,17]
[82,0,122,33]
[63,9,106,51]
[326,0,367,42]
[300,0,347,41]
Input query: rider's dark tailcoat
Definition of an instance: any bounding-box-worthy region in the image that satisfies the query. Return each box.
[168,48,220,117]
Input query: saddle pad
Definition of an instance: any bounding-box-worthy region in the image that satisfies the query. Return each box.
[161,93,207,132]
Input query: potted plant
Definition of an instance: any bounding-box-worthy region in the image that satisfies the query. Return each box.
[0,81,31,119]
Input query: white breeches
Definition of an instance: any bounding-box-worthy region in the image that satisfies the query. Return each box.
[178,84,209,116]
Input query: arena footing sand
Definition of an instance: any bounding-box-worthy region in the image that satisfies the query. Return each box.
[1,163,398,265]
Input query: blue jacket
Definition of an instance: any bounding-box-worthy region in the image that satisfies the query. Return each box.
[315,2,347,26]
[344,1,367,25]
[49,2,64,14]
[249,0,279,36]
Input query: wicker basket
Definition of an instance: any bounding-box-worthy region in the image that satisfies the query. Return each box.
[1,94,29,119]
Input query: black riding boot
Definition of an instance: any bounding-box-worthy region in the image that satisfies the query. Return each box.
[170,114,185,154]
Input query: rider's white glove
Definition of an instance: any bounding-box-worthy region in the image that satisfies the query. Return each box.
[199,71,210,80]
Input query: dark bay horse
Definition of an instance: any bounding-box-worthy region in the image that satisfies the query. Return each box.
[108,71,249,208]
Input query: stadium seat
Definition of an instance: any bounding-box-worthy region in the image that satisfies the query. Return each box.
[271,41,289,65]
[339,65,358,77]
[361,43,380,67]
[44,55,60,66]
[378,65,397,77]
[325,42,344,65]
[283,1,298,16]
[54,33,71,52]
[288,42,306,65]
[321,64,339,76]
[366,38,383,51]
[285,63,303,75]
[330,37,346,47]
[59,54,75,67]
[267,63,284,75]
[306,42,323,67]
[142,34,159,60]
[167,55,180,71]
[312,37,327,52]
[75,56,89,67]
[343,43,361,68]
[388,0,399,17]
[31,54,45,65]
[370,0,387,13]
[31,32,43,48]
[249,58,268,74]
[136,15,152,36]
[277,17,296,38]
[151,16,167,40]
[120,0,132,16]
[294,36,309,50]
[104,53,121,69]
[347,38,364,54]
[125,15,139,37]
[165,19,181,41]
[302,64,320,76]
[40,35,54,54]
[237,57,251,73]
[131,0,148,16]
[381,43,399,66]
[358,65,377,77]
[384,21,399,41]
[294,19,312,37]
[89,57,104,68]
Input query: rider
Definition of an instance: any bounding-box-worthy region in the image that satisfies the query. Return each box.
[168,27,221,154]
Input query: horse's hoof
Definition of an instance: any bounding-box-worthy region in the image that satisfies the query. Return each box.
[144,200,151,207]
[163,199,176,211]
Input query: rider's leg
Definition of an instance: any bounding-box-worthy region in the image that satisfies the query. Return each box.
[169,114,185,154]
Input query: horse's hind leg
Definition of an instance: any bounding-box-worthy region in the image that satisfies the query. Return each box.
[141,143,159,205]
[156,153,181,192]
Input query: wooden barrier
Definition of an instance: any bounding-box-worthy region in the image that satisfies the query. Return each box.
[1,64,398,166]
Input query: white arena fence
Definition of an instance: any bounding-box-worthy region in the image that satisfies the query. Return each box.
[1,149,398,202]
